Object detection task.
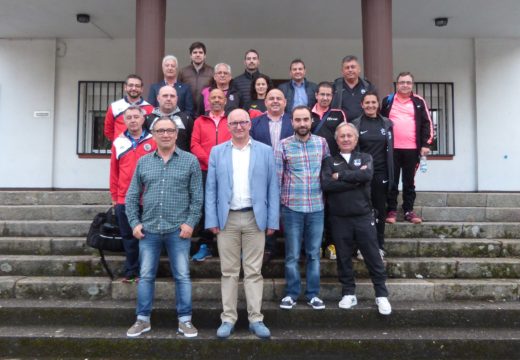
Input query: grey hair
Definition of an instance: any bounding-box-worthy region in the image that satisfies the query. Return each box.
[162,55,178,67]
[214,62,232,74]
[123,105,146,116]
[151,116,178,131]
[334,122,359,140]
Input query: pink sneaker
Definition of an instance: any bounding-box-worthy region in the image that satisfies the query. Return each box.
[385,211,397,224]
[404,211,422,224]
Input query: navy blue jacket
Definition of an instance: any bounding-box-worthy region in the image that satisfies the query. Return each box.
[278,79,317,112]
[250,113,293,148]
[147,80,194,117]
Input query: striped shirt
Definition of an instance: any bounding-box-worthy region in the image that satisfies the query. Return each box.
[275,134,330,213]
[125,147,203,234]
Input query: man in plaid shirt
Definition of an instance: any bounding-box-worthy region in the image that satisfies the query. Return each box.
[275,105,330,310]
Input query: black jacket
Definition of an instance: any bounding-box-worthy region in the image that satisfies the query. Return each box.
[233,70,260,106]
[278,79,317,112]
[144,109,194,152]
[321,151,373,217]
[380,93,433,153]
[311,108,346,156]
[331,77,376,120]
[350,114,394,190]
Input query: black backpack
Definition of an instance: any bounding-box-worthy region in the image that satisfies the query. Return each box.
[86,207,124,279]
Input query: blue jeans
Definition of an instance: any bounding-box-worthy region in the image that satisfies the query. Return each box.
[136,230,192,322]
[282,206,324,301]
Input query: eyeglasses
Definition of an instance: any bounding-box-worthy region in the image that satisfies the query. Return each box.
[126,84,142,88]
[154,128,177,135]
[228,121,250,128]
[397,81,413,85]
[318,93,332,97]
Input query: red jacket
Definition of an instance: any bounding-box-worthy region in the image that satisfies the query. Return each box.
[104,97,154,142]
[191,114,232,171]
[110,131,157,204]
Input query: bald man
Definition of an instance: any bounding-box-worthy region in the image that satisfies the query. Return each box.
[205,109,279,339]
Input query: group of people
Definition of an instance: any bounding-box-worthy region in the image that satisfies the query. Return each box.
[105,41,433,339]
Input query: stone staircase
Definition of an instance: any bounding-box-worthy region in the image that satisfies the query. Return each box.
[1,190,520,358]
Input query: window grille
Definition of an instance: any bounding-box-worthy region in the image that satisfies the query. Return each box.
[76,81,124,155]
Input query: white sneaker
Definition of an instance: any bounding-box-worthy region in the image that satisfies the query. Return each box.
[355,250,364,261]
[375,297,392,315]
[338,295,357,309]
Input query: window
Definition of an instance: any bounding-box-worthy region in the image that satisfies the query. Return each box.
[77,81,124,155]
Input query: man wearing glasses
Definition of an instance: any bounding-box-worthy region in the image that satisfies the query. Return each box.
[104,74,154,142]
[311,81,347,156]
[381,72,433,224]
[205,109,279,339]
[125,117,203,338]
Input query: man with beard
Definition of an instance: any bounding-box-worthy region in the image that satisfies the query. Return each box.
[144,86,193,152]
[104,74,154,142]
[233,49,262,106]
[275,106,330,311]
[179,42,214,117]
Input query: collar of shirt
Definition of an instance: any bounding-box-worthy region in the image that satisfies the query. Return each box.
[153,147,179,163]
[291,79,305,88]
[231,139,252,150]
[124,96,143,106]
[125,130,148,149]
[311,104,329,119]
[267,112,284,122]
[209,112,224,126]
[340,152,351,163]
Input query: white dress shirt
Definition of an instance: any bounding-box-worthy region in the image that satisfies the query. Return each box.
[230,141,252,210]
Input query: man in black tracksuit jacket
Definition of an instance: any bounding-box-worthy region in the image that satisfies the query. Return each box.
[321,123,390,313]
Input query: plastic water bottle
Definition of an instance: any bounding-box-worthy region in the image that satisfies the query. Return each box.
[419,156,428,173]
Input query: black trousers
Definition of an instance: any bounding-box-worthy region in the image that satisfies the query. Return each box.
[371,172,388,250]
[387,149,419,213]
[330,213,388,297]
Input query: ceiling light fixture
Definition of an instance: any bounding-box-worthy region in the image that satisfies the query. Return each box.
[434,17,448,27]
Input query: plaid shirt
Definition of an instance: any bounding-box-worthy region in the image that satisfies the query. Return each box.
[275,134,330,213]
[126,147,203,234]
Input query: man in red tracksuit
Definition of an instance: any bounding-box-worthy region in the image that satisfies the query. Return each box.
[110,105,156,282]
[104,74,154,142]
[190,89,232,261]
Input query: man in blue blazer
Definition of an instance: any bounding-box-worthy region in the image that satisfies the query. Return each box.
[250,89,293,150]
[250,88,292,262]
[205,109,279,339]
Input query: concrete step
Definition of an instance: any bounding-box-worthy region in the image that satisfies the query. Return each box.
[1,299,519,329]
[3,255,520,279]
[1,236,517,258]
[0,237,93,255]
[0,205,109,220]
[2,204,518,222]
[1,191,519,208]
[396,207,520,222]
[3,220,520,239]
[0,190,110,205]
[384,222,520,239]
[1,276,517,301]
[0,220,91,237]
[1,325,519,359]
[413,192,520,208]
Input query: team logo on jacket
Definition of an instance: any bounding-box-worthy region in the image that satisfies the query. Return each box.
[144,144,152,152]
[361,89,366,94]
[380,128,386,136]
[353,158,361,167]
[229,94,235,101]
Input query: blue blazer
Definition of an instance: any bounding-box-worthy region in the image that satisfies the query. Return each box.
[205,139,280,231]
[148,80,194,117]
[250,113,293,148]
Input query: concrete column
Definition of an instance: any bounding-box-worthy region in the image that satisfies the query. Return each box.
[361,0,394,97]
[136,0,166,99]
